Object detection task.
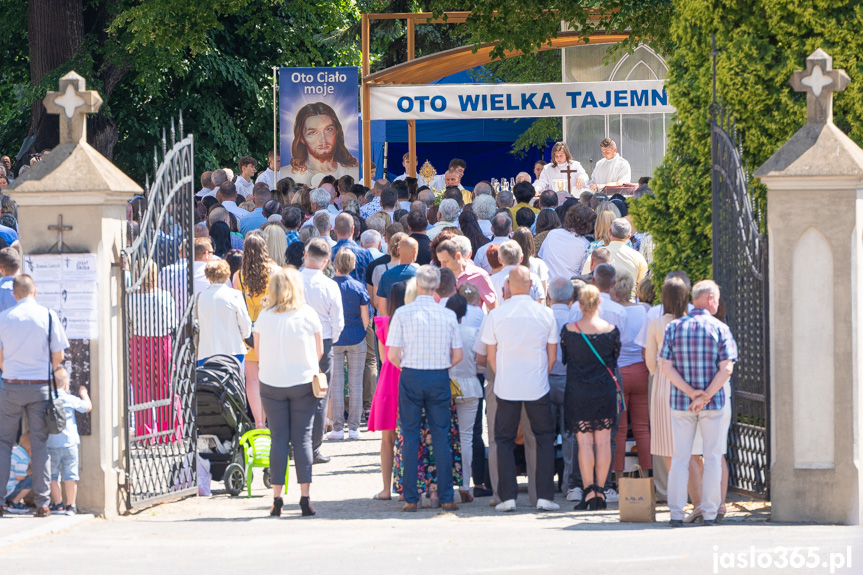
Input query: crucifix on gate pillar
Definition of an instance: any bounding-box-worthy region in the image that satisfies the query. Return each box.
[43,71,103,144]
[48,215,73,253]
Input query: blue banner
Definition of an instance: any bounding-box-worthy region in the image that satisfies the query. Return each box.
[278,67,359,187]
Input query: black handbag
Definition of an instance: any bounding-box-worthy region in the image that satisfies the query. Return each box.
[44,311,67,435]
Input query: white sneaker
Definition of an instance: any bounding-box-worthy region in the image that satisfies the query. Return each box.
[348,429,361,440]
[495,499,517,512]
[327,430,344,441]
[604,487,619,503]
[566,487,583,502]
[536,498,560,511]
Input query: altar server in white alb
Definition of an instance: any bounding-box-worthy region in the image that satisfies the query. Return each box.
[589,138,632,190]
[533,142,588,195]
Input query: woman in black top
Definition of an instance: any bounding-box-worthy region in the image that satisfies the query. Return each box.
[561,284,621,510]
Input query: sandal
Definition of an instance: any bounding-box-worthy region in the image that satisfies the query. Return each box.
[683,507,703,524]
[459,489,474,503]
[372,492,392,501]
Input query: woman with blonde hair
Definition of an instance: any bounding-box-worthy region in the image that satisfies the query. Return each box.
[232,235,275,428]
[263,223,288,267]
[253,267,323,517]
[561,284,621,510]
[586,203,631,257]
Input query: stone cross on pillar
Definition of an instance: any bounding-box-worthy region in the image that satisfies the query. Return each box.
[43,71,103,144]
[790,48,850,125]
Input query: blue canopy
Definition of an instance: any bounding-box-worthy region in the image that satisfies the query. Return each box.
[361,68,552,186]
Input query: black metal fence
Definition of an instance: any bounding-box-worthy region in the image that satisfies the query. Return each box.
[711,108,770,498]
[120,117,197,510]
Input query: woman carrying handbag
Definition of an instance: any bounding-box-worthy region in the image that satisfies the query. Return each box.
[561,284,622,511]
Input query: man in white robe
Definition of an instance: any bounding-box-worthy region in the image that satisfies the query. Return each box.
[588,138,632,189]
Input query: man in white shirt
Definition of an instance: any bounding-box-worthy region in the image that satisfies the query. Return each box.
[481,266,560,512]
[392,152,414,182]
[474,212,511,273]
[489,240,546,303]
[199,169,227,200]
[360,229,384,260]
[218,181,248,222]
[301,238,345,465]
[588,138,632,190]
[430,158,467,192]
[235,156,257,199]
[255,150,276,190]
[533,141,588,195]
[301,187,337,230]
[195,171,215,198]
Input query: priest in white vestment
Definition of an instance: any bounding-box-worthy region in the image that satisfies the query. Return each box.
[533,141,588,195]
[588,137,632,189]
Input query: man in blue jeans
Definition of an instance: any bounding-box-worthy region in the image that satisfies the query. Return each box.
[386,265,463,512]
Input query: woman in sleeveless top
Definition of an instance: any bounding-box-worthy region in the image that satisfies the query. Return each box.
[561,284,621,510]
[232,235,275,428]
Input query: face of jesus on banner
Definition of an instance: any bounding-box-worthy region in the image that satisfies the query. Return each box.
[303,114,337,162]
[290,101,359,180]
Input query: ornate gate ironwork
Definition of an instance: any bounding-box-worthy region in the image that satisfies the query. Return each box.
[120,117,197,510]
[711,107,770,498]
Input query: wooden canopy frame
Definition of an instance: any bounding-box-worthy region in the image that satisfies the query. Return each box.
[360,11,629,185]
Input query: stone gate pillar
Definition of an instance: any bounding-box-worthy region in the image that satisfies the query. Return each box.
[755,49,863,524]
[8,71,142,517]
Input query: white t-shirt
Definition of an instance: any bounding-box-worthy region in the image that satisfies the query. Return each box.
[529,256,549,285]
[255,168,275,190]
[490,265,545,302]
[480,294,559,401]
[254,305,322,387]
[448,324,483,399]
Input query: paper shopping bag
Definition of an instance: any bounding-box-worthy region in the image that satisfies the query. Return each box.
[619,464,656,522]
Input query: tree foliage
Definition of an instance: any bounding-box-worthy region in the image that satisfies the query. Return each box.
[628,0,863,282]
[0,0,363,183]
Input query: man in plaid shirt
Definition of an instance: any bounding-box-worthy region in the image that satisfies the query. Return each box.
[661,280,737,527]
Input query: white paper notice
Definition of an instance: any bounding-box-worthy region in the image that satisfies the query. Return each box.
[23,253,98,340]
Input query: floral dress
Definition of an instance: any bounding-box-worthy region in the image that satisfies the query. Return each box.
[393,403,463,496]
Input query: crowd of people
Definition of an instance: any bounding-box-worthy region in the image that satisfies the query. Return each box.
[0,139,738,526]
[166,139,737,523]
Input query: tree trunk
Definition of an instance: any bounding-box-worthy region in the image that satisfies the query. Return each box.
[26,0,85,152]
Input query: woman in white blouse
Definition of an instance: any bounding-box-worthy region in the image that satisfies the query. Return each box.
[195,260,251,366]
[254,267,323,517]
[445,295,484,503]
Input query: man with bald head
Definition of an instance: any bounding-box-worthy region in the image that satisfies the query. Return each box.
[480,266,560,512]
[0,275,70,517]
[332,212,372,291]
[376,236,418,313]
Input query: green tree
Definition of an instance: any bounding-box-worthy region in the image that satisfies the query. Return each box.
[0,0,363,183]
[628,0,863,282]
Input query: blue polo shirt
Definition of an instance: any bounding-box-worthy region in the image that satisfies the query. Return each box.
[376,263,418,300]
[239,208,267,236]
[0,224,18,246]
[0,276,15,313]
[332,239,373,293]
[333,276,371,346]
[0,298,69,380]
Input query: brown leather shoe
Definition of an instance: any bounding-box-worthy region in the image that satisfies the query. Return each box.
[35,507,51,518]
[401,503,418,512]
[441,502,460,511]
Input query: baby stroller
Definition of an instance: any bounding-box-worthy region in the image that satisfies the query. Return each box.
[196,354,254,496]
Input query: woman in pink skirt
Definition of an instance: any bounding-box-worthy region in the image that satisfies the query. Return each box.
[369,282,408,500]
